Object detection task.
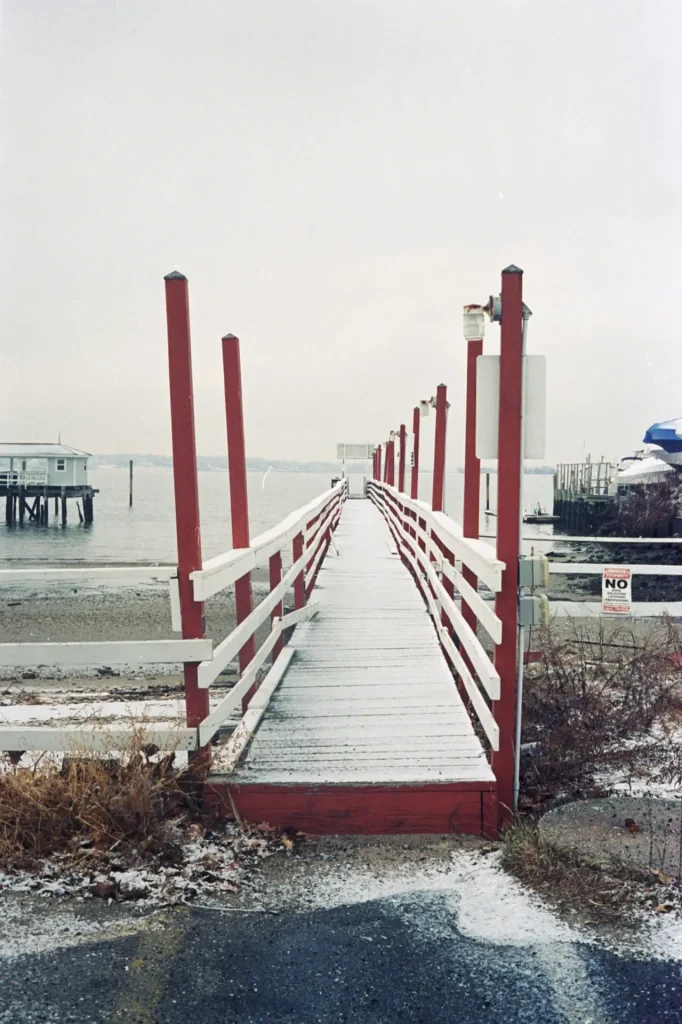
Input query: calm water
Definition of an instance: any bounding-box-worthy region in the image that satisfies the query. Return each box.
[0,468,554,567]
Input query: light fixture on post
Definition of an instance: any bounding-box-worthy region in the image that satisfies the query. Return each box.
[463,303,486,341]
[419,400,430,417]
[483,294,502,323]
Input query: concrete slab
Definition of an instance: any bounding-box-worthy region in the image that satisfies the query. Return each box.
[539,797,682,879]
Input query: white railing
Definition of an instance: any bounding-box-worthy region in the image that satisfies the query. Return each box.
[480,534,682,617]
[193,480,346,746]
[546,560,682,618]
[0,559,208,752]
[367,480,505,751]
[0,470,48,487]
[0,481,347,754]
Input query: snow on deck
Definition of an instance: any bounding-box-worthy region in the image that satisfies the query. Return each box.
[230,499,495,786]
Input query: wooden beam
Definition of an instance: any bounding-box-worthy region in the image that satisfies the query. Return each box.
[0,726,197,753]
[0,638,213,669]
[205,781,495,835]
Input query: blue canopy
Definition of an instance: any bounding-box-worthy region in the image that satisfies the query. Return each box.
[643,417,682,453]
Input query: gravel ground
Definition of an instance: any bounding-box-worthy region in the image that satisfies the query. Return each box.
[540,797,682,879]
[1,587,238,645]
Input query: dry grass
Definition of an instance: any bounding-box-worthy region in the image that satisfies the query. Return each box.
[520,618,682,805]
[502,821,642,926]
[0,741,193,872]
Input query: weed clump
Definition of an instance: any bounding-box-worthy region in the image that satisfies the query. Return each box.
[520,618,682,805]
[0,743,188,872]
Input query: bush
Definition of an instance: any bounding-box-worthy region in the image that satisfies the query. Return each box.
[0,744,189,871]
[520,618,682,804]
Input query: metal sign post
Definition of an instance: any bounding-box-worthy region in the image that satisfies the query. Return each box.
[337,443,375,497]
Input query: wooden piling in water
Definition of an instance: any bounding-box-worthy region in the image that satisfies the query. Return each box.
[129,460,133,507]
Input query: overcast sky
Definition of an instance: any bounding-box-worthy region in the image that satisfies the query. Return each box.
[2,0,680,465]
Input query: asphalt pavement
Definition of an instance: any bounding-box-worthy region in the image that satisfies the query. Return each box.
[1,837,680,1023]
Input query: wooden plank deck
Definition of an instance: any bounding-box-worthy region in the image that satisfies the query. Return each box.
[207,499,496,835]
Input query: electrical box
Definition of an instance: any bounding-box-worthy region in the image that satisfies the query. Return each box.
[519,594,550,628]
[518,554,549,589]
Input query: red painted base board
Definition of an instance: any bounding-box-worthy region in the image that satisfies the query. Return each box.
[204,780,498,839]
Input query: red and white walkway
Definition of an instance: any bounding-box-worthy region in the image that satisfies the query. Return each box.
[0,265,533,838]
[207,499,496,834]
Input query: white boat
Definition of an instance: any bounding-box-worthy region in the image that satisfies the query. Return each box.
[617,451,674,486]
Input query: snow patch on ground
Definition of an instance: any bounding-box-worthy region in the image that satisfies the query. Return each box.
[639,908,682,962]
[252,844,682,963]
[0,899,146,960]
[0,697,188,725]
[255,848,577,946]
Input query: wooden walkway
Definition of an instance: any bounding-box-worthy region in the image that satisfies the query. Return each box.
[209,500,496,834]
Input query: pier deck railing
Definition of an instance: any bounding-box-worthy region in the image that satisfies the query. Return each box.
[368,480,505,750]
[191,480,346,747]
[0,470,49,488]
[554,460,616,500]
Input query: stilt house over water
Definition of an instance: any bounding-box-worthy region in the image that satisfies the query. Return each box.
[0,443,97,525]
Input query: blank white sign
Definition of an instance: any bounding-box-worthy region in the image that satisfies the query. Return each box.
[476,355,546,460]
[337,443,374,460]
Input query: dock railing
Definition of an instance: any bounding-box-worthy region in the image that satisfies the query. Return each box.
[190,481,346,748]
[555,459,616,500]
[372,268,533,823]
[0,470,48,488]
[368,480,504,751]
[0,561,208,754]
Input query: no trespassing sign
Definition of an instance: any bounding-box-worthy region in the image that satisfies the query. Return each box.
[602,566,632,615]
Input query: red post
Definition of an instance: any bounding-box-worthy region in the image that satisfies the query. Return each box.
[398,424,407,493]
[432,384,447,512]
[410,406,420,500]
[376,446,382,482]
[164,271,210,769]
[386,437,395,486]
[222,334,256,675]
[269,552,284,662]
[491,266,524,825]
[293,531,305,610]
[462,326,484,632]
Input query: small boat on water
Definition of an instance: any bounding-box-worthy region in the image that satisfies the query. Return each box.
[523,502,559,524]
